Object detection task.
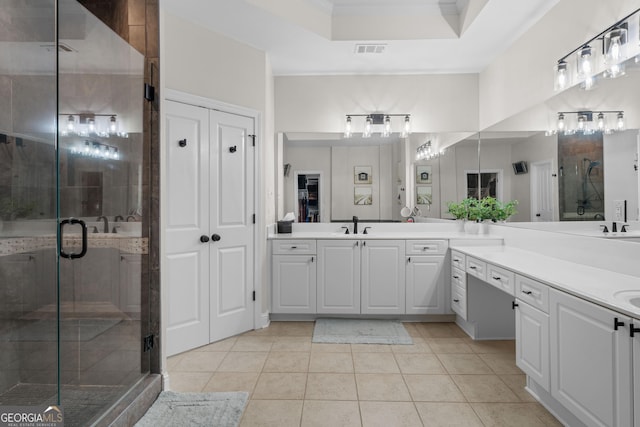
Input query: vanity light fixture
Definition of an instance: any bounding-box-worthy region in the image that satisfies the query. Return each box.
[416,140,438,161]
[70,140,120,160]
[343,113,411,138]
[59,113,128,138]
[553,8,639,91]
[551,110,624,135]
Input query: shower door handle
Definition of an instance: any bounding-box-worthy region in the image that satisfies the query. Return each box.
[60,218,88,259]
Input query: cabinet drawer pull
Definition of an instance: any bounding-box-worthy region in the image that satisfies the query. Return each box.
[512,301,519,309]
[453,258,460,262]
[492,276,501,281]
[453,275,459,279]
[407,257,411,263]
[355,241,359,247]
[453,299,460,303]
[614,317,625,331]
[522,290,533,295]
[469,265,477,270]
[290,246,297,249]
[422,246,432,250]
[631,323,640,337]
[310,256,314,263]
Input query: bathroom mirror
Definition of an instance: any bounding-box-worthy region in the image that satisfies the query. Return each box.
[279,131,480,222]
[477,54,640,224]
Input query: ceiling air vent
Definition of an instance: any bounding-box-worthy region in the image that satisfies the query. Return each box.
[354,44,387,55]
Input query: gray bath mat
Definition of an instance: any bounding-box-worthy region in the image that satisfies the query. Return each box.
[313,318,413,345]
[135,391,248,427]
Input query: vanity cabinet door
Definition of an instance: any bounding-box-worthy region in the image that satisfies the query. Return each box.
[272,255,316,313]
[549,289,632,427]
[515,299,549,391]
[361,240,405,314]
[317,240,360,314]
[405,255,446,314]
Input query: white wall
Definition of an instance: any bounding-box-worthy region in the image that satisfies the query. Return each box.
[274,74,479,137]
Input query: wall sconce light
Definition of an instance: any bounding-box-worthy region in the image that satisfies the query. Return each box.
[548,110,624,135]
[344,113,411,138]
[59,113,128,138]
[553,8,638,91]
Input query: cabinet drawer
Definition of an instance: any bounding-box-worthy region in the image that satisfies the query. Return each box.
[466,256,486,281]
[272,239,316,255]
[516,274,549,313]
[451,251,466,270]
[486,264,515,296]
[451,286,467,319]
[406,240,448,255]
[451,266,466,290]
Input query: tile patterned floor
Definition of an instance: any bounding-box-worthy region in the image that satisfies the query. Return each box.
[167,321,562,427]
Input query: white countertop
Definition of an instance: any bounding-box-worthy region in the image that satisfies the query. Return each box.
[268,231,500,240]
[451,244,640,318]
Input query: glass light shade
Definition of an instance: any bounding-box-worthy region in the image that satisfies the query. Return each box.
[344,116,352,138]
[577,115,586,131]
[557,113,565,132]
[67,115,75,131]
[597,113,605,131]
[382,115,391,137]
[362,115,372,138]
[604,28,627,65]
[617,112,625,131]
[554,61,570,91]
[576,46,593,81]
[88,118,95,132]
[401,115,411,138]
[109,115,117,133]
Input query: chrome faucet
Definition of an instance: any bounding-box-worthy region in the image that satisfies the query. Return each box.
[126,215,137,222]
[96,216,109,233]
[352,216,358,234]
[114,215,124,222]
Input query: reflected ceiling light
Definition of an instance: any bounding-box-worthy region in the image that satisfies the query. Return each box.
[343,113,411,138]
[552,8,638,90]
[553,111,624,135]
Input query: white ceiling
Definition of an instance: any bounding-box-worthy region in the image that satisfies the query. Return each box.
[162,0,560,75]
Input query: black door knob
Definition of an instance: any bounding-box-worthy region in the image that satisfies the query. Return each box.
[200,235,210,243]
[211,234,221,242]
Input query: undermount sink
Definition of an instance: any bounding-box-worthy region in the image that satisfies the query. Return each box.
[613,290,640,309]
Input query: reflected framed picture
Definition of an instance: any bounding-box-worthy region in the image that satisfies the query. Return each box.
[354,187,373,205]
[416,185,432,205]
[354,166,372,184]
[416,165,432,184]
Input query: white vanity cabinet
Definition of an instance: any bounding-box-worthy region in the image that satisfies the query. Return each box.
[361,240,405,314]
[634,318,640,427]
[405,240,448,314]
[272,240,317,313]
[549,288,633,427]
[514,296,549,392]
[450,251,467,319]
[317,239,361,314]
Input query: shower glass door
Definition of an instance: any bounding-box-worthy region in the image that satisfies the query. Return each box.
[0,1,149,425]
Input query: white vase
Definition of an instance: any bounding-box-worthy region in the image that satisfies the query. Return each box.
[464,220,479,234]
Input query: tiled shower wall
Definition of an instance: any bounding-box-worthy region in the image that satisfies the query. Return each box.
[77,0,160,374]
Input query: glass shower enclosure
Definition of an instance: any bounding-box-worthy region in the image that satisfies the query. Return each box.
[0,1,149,425]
